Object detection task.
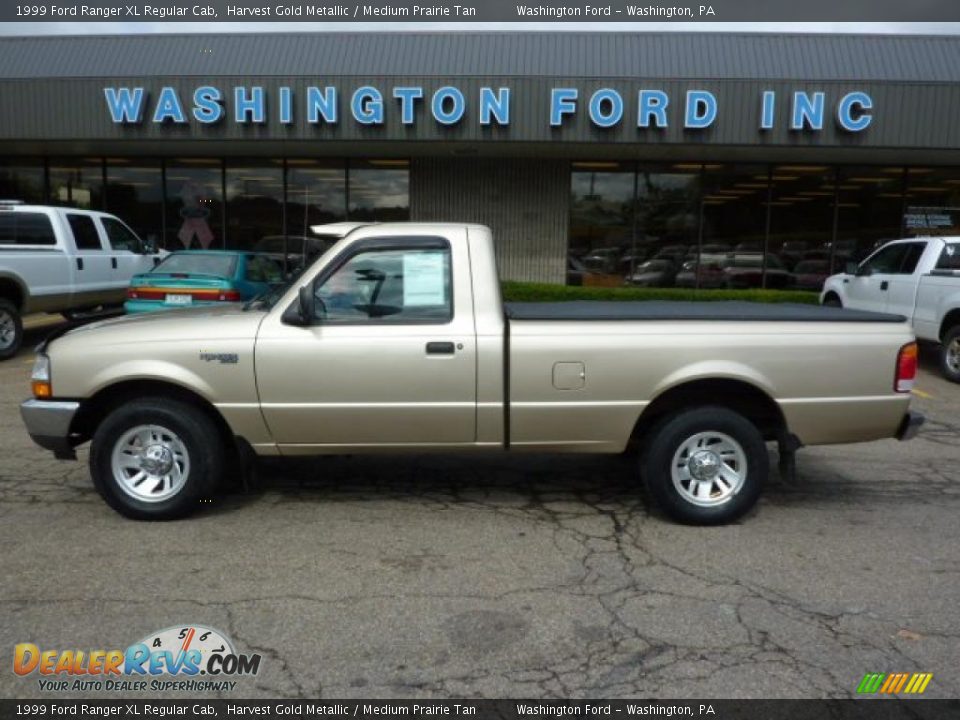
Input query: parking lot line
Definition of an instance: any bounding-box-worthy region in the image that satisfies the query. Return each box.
[911,388,934,399]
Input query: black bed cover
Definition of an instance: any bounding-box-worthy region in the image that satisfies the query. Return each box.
[504,301,906,323]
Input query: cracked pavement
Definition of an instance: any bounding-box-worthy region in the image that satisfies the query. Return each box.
[1,321,958,700]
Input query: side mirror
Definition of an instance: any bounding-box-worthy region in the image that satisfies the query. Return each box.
[281,285,316,326]
[297,285,315,324]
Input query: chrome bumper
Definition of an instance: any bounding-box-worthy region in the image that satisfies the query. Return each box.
[20,399,80,459]
[896,411,925,441]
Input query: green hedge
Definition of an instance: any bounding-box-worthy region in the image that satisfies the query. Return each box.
[502,281,820,305]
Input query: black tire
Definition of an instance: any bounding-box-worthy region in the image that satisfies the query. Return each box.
[89,398,224,520]
[641,406,768,525]
[822,293,842,308]
[940,326,960,383]
[0,298,24,360]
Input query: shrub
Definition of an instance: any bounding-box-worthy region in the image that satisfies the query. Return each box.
[501,281,819,305]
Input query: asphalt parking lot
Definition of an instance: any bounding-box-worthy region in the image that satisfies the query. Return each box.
[1,316,959,700]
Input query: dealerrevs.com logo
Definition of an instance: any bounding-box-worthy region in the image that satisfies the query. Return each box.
[14,625,261,693]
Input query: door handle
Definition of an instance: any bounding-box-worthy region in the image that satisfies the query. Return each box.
[76,258,84,271]
[111,257,118,269]
[426,341,455,355]
[880,281,889,291]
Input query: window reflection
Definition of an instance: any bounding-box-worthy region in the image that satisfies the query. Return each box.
[165,159,223,250]
[0,161,45,204]
[569,164,634,286]
[635,167,700,287]
[349,160,410,221]
[286,160,347,230]
[48,158,103,209]
[226,162,284,250]
[766,166,836,276]
[106,160,163,249]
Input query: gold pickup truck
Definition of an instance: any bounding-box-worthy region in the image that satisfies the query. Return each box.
[20,223,924,524]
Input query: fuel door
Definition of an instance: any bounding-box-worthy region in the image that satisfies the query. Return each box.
[553,361,585,390]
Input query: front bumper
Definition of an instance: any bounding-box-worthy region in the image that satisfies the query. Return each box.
[896,411,925,441]
[20,399,80,459]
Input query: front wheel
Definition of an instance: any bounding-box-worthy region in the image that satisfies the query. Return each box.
[90,398,224,520]
[641,406,768,525]
[822,293,842,308]
[940,326,960,383]
[0,299,23,360]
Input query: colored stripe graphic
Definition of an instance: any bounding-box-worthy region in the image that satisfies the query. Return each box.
[858,672,933,694]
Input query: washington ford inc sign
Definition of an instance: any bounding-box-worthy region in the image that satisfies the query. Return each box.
[103,85,875,132]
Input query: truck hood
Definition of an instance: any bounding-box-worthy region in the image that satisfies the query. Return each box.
[49,305,266,350]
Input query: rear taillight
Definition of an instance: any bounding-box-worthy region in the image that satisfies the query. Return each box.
[126,288,139,299]
[895,342,918,393]
[218,290,241,301]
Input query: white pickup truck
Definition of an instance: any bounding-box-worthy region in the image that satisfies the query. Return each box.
[0,202,163,359]
[821,236,960,382]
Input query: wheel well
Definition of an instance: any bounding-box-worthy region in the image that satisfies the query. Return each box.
[940,309,960,342]
[822,291,841,304]
[70,380,236,453]
[0,278,24,311]
[630,378,787,445]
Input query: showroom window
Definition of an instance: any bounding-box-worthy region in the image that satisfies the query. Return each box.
[286,159,347,230]
[48,158,104,210]
[164,159,224,251]
[0,160,45,204]
[348,160,410,222]
[569,162,635,286]
[105,160,164,250]
[226,161,284,251]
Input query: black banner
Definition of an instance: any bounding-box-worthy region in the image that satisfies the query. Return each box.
[2,700,960,720]
[4,0,960,23]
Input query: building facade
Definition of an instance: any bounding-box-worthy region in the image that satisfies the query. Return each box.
[2,32,960,289]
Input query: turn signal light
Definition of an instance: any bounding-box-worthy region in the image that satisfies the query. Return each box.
[32,381,52,399]
[895,342,918,393]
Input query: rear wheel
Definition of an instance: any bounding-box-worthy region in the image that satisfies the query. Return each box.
[641,406,768,525]
[90,398,223,520]
[0,299,23,360]
[940,326,960,383]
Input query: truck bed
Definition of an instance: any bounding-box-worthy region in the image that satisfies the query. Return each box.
[504,301,906,323]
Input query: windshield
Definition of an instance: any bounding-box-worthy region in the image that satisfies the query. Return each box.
[153,253,237,277]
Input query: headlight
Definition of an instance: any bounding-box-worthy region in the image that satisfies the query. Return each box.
[31,354,51,398]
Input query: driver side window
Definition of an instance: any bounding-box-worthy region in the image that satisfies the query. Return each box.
[862,244,908,274]
[315,247,452,324]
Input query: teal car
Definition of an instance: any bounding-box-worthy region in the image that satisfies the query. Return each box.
[125,250,284,313]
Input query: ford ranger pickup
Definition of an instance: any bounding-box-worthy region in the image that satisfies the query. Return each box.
[21,223,924,524]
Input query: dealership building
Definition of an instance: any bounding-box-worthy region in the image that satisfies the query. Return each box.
[1,31,960,286]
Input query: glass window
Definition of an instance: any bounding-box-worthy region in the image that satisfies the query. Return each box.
[155,252,237,278]
[101,217,143,253]
[862,243,909,274]
[49,158,103,210]
[0,161,45,204]
[348,160,410,222]
[902,167,960,238]
[316,247,451,324]
[286,160,347,229]
[935,243,960,271]
[569,163,634,286]
[0,211,55,245]
[106,160,163,250]
[900,242,927,274]
[244,255,283,283]
[226,163,284,251]
[67,214,102,250]
[767,166,837,273]
[165,160,223,251]
[835,167,905,270]
[634,166,701,287]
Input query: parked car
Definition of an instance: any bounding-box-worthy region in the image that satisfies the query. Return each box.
[780,241,809,270]
[722,253,791,289]
[790,260,831,291]
[625,258,677,287]
[22,222,922,525]
[0,201,164,359]
[821,236,960,381]
[124,251,283,313]
[675,258,726,288]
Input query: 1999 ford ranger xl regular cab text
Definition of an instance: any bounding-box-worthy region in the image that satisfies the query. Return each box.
[20,223,924,524]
